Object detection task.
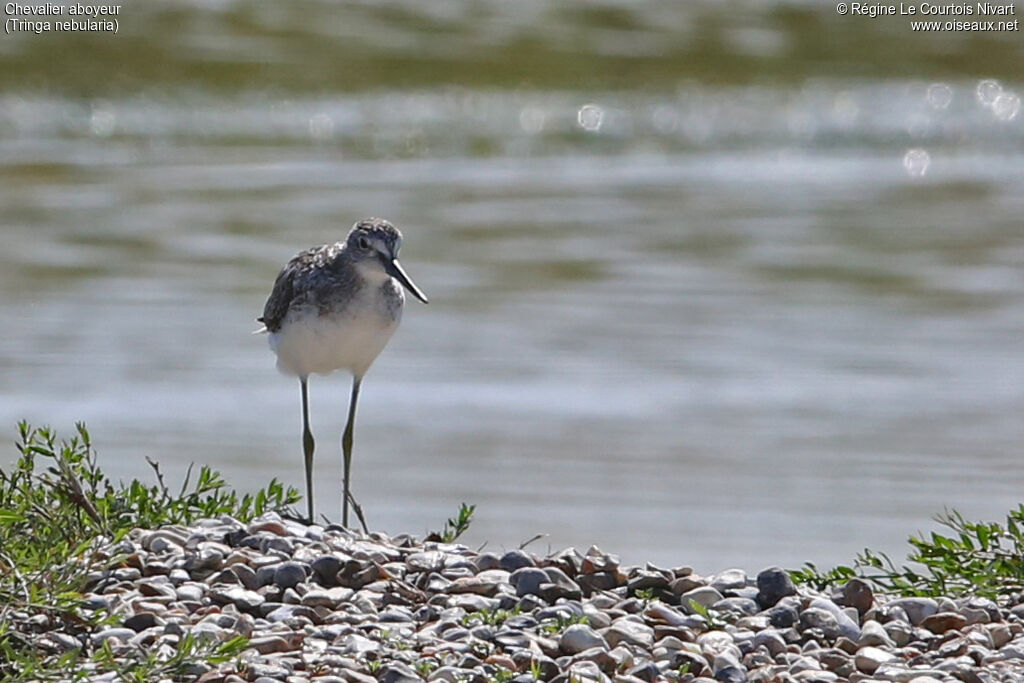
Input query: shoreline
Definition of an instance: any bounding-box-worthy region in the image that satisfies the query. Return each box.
[14,512,1024,683]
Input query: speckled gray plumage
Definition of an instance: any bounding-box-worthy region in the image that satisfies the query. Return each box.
[258,218,405,333]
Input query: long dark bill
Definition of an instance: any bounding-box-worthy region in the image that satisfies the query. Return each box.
[385,257,429,304]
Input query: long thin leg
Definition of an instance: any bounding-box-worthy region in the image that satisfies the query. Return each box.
[300,377,315,523]
[341,376,362,527]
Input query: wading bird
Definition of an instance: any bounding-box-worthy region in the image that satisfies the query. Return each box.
[257,218,428,526]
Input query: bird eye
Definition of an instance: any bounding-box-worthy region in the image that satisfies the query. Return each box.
[358,237,370,249]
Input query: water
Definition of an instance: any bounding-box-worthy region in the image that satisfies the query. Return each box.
[1,1,1023,574]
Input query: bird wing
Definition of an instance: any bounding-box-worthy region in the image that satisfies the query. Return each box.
[260,260,299,333]
[260,243,355,332]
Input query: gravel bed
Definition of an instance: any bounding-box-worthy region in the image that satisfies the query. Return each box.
[16,513,1024,682]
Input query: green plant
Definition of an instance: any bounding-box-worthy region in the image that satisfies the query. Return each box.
[91,632,248,682]
[436,502,476,543]
[487,665,515,683]
[634,587,656,603]
[0,422,300,680]
[686,599,726,630]
[461,606,520,627]
[414,657,438,677]
[538,613,588,635]
[530,659,543,681]
[790,506,1024,600]
[789,562,858,592]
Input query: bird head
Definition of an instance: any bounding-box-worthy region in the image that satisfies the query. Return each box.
[347,218,429,304]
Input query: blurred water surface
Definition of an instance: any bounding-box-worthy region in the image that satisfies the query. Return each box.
[1,1,1023,571]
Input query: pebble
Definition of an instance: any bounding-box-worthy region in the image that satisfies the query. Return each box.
[272,561,307,590]
[560,623,607,654]
[887,597,939,625]
[681,586,725,610]
[604,618,655,648]
[756,565,797,608]
[509,567,549,597]
[11,513,1024,681]
[921,610,968,634]
[855,646,896,673]
[857,619,896,648]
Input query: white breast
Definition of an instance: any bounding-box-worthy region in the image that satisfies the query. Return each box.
[269,288,403,379]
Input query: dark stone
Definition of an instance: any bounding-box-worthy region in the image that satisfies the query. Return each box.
[123,612,160,632]
[310,555,343,586]
[536,603,583,621]
[82,595,109,611]
[578,572,620,595]
[627,571,671,594]
[475,552,502,571]
[499,550,536,572]
[516,594,546,612]
[494,629,532,649]
[504,615,539,630]
[755,566,796,609]
[338,559,381,588]
[230,564,258,590]
[510,567,549,597]
[766,604,798,629]
[626,661,661,682]
[272,562,307,590]
[259,536,294,555]
[662,650,709,677]
[456,654,482,669]
[550,548,583,577]
[715,666,747,683]
[531,655,560,682]
[832,578,873,617]
[254,565,277,588]
[379,663,421,683]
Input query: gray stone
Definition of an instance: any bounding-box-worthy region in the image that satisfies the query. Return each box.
[807,598,859,639]
[509,567,549,597]
[499,550,535,572]
[540,567,582,601]
[41,632,82,652]
[712,651,746,682]
[755,566,796,609]
[857,619,895,648]
[799,608,846,640]
[604,619,654,648]
[883,620,913,647]
[625,661,661,682]
[854,646,895,674]
[210,586,265,612]
[560,624,607,654]
[681,586,725,611]
[300,586,353,609]
[230,563,258,589]
[712,597,758,617]
[767,603,798,629]
[272,561,307,589]
[627,571,671,594]
[886,597,938,626]
[751,630,786,656]
[311,554,344,584]
[91,628,136,646]
[710,568,747,593]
